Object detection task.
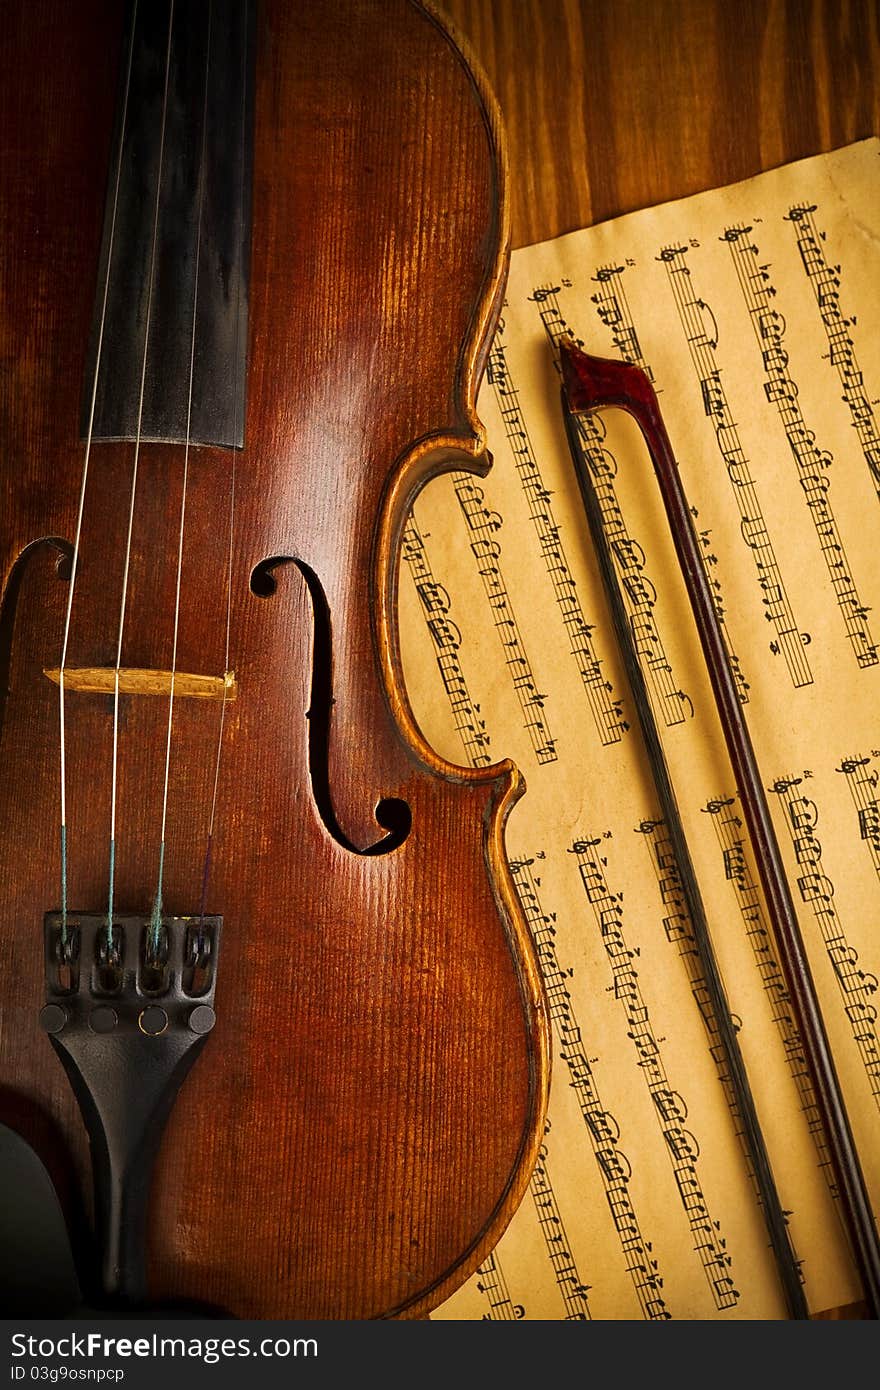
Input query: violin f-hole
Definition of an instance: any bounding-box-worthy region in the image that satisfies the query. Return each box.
[0,537,73,747]
[250,556,412,856]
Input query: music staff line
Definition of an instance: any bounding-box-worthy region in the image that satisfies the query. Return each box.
[587,262,751,705]
[533,285,694,729]
[771,774,880,1105]
[725,223,877,669]
[837,754,880,882]
[570,838,740,1311]
[470,1250,524,1321]
[510,856,672,1320]
[530,1126,593,1320]
[786,203,880,503]
[486,331,626,747]
[661,243,813,689]
[401,535,593,1317]
[633,817,791,1216]
[451,472,558,765]
[589,261,648,375]
[702,795,836,1198]
[401,516,494,769]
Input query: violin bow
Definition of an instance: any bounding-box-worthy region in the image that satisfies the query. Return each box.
[559,338,880,1320]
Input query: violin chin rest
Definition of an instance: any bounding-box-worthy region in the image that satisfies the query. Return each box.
[0,1123,230,1319]
[0,1121,82,1315]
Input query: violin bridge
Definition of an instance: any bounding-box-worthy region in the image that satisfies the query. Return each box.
[43,667,237,701]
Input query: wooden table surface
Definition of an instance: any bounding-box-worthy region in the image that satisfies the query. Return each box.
[440,0,879,1320]
[444,0,879,251]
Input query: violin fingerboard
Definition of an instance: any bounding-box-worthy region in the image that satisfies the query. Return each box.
[80,0,255,450]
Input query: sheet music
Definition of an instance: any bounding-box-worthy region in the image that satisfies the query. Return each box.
[398,140,880,1319]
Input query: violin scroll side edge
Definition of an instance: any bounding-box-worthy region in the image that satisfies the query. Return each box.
[374,0,551,1320]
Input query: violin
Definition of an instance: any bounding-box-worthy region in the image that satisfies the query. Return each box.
[0,0,549,1318]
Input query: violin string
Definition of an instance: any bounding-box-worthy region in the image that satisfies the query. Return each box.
[57,0,139,948]
[106,0,176,943]
[150,0,213,958]
[198,0,248,932]
[197,456,236,929]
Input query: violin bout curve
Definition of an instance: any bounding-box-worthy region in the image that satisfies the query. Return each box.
[0,0,549,1319]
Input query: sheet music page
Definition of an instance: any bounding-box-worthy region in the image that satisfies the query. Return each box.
[399,140,880,1320]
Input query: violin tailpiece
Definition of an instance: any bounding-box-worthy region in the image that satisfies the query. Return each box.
[39,913,221,1305]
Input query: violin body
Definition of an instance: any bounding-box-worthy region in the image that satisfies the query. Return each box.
[0,0,548,1318]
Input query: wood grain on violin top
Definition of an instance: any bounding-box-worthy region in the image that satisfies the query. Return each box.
[0,0,550,1319]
